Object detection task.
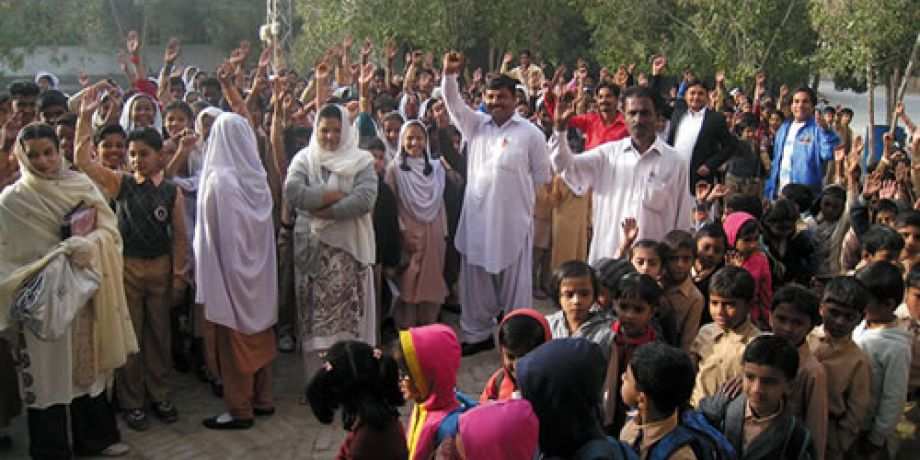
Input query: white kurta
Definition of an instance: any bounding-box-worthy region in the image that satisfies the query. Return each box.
[441,75,551,274]
[550,133,694,265]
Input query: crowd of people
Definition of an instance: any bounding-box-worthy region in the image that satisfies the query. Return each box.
[0,30,919,460]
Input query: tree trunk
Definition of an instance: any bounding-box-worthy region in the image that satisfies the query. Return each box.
[886,70,898,127]
[867,63,876,161]
[811,71,821,92]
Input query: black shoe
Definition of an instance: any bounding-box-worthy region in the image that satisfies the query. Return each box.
[202,415,254,430]
[122,409,150,432]
[151,401,179,424]
[253,407,275,417]
[461,338,495,356]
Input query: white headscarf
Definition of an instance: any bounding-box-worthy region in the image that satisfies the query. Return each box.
[287,104,375,265]
[195,106,224,141]
[34,71,59,90]
[194,113,277,334]
[394,120,445,223]
[119,93,163,133]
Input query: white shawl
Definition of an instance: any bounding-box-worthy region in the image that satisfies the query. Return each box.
[394,120,446,223]
[119,93,163,133]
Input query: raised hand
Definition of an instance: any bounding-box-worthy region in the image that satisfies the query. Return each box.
[726,250,745,267]
[342,35,354,50]
[0,112,24,150]
[472,67,483,83]
[621,217,639,244]
[258,44,273,70]
[502,51,514,66]
[880,179,898,200]
[442,51,464,76]
[164,37,181,64]
[385,38,398,61]
[833,145,846,163]
[863,170,883,199]
[423,51,434,69]
[126,30,141,55]
[755,71,766,86]
[715,70,725,85]
[359,63,376,86]
[779,84,789,99]
[710,183,730,200]
[696,180,713,202]
[553,95,575,130]
[314,59,331,83]
[651,55,667,76]
[360,38,373,58]
[895,101,905,117]
[216,62,235,85]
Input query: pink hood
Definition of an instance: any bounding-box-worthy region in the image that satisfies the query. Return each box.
[723,211,756,248]
[459,399,539,460]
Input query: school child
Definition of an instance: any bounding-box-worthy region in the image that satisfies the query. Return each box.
[852,262,912,459]
[628,240,665,281]
[480,308,551,402]
[660,230,705,351]
[436,399,540,460]
[94,124,128,171]
[395,324,469,460]
[897,266,920,429]
[723,211,773,330]
[768,284,829,460]
[306,340,408,460]
[808,277,872,460]
[620,343,730,460]
[699,335,816,460]
[690,266,761,406]
[895,210,920,274]
[859,225,905,268]
[692,223,727,325]
[74,90,188,431]
[546,260,615,355]
[602,273,662,435]
[841,199,897,272]
[804,185,849,276]
[594,257,638,312]
[760,198,818,287]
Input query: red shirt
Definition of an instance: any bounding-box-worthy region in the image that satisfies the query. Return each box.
[569,112,629,150]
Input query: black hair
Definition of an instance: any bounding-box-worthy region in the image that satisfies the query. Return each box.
[163,100,194,122]
[684,78,709,92]
[168,76,186,90]
[37,90,68,112]
[710,266,756,302]
[733,112,759,136]
[284,125,312,162]
[374,93,398,114]
[840,108,854,118]
[855,262,905,309]
[895,210,920,230]
[736,219,760,241]
[520,49,532,58]
[696,222,727,244]
[725,194,763,219]
[772,283,821,326]
[398,122,433,176]
[908,265,920,290]
[127,127,164,152]
[764,198,800,224]
[823,276,870,313]
[874,199,899,221]
[621,86,660,114]
[663,230,696,258]
[822,106,836,114]
[18,122,59,149]
[417,67,435,79]
[780,183,815,215]
[200,77,221,91]
[485,73,519,94]
[743,335,799,381]
[318,104,343,122]
[499,314,548,356]
[861,224,905,256]
[550,260,599,309]
[306,340,403,431]
[630,343,696,414]
[595,82,621,98]
[592,257,637,295]
[793,87,817,106]
[8,80,40,99]
[93,124,127,146]
[629,239,666,262]
[52,113,76,131]
[614,273,662,307]
[810,185,845,216]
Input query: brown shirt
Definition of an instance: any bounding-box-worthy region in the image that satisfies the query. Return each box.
[743,399,786,450]
[895,304,920,393]
[661,277,705,352]
[787,342,828,460]
[620,410,698,460]
[807,326,872,457]
[690,320,762,406]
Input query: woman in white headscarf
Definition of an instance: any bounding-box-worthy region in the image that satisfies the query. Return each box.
[0,122,136,456]
[384,120,448,328]
[34,71,60,92]
[194,112,278,430]
[284,104,377,380]
[119,93,163,133]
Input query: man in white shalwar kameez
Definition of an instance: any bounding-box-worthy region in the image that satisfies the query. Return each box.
[440,52,551,355]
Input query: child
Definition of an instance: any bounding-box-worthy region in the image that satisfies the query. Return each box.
[769,284,829,460]
[805,185,849,276]
[602,273,662,435]
[594,257,637,312]
[74,87,188,431]
[808,277,872,460]
[860,225,904,268]
[723,211,773,330]
[761,199,817,286]
[619,343,702,460]
[897,266,920,429]
[852,262,912,459]
[690,266,761,406]
[94,124,128,171]
[660,230,705,351]
[699,335,816,459]
[841,199,897,272]
[692,222,727,325]
[895,210,920,273]
[480,308,551,401]
[546,260,615,356]
[385,120,448,328]
[436,399,540,460]
[395,324,466,460]
[307,340,408,460]
[628,239,665,281]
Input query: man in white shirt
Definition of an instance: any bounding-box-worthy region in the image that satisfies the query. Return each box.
[441,52,552,355]
[551,86,694,264]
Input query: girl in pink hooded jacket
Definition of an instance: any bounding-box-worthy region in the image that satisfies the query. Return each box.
[723,211,773,329]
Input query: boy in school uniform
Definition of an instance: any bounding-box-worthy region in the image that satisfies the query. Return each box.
[699,335,816,460]
[620,343,699,460]
[690,266,761,406]
[897,266,920,427]
[769,284,829,460]
[808,277,872,460]
[852,262,912,460]
[660,230,705,352]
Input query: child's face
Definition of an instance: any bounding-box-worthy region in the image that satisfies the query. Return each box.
[596,286,611,310]
[631,248,662,280]
[697,236,726,269]
[769,302,814,347]
[396,352,425,404]
[897,225,920,259]
[128,140,164,178]
[666,248,694,283]
[370,148,386,176]
[164,109,190,138]
[906,286,920,321]
[865,249,899,265]
[820,195,845,222]
[383,118,402,146]
[620,365,640,408]
[500,346,528,382]
[709,293,750,330]
[876,210,896,228]
[99,133,127,170]
[742,362,788,416]
[819,300,863,339]
[615,298,654,338]
[131,97,156,128]
[559,275,595,328]
[734,230,760,256]
[402,124,426,158]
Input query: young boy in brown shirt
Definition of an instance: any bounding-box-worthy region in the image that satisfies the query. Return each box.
[808,276,872,460]
[769,284,829,460]
[660,230,705,352]
[896,267,920,434]
[690,266,761,406]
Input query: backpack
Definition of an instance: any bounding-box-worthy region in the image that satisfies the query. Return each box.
[571,436,640,460]
[435,390,477,444]
[703,394,814,460]
[648,410,737,460]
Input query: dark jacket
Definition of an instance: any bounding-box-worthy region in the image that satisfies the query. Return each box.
[667,100,737,193]
[699,393,815,460]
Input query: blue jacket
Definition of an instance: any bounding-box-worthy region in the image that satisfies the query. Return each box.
[764,117,839,199]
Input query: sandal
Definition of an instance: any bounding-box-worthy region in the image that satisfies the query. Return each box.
[151,401,179,424]
[202,413,253,430]
[99,442,131,457]
[123,409,149,432]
